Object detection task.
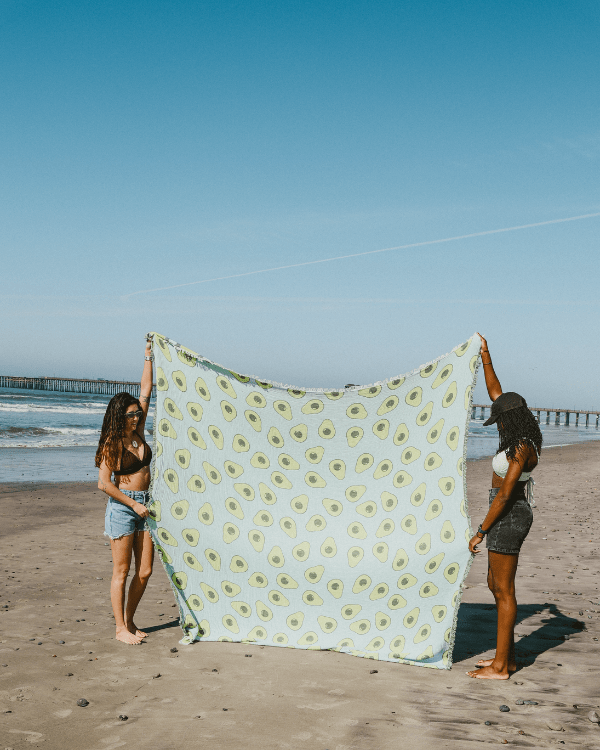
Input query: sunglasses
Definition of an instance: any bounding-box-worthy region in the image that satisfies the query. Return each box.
[125,410,143,419]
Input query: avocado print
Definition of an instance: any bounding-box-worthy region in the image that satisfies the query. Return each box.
[424,499,443,521]
[442,381,457,408]
[424,452,442,471]
[321,498,342,517]
[444,562,459,583]
[225,497,244,519]
[375,519,395,538]
[409,483,426,507]
[187,475,206,493]
[457,456,464,476]
[345,485,366,502]
[157,528,178,547]
[304,446,323,464]
[220,400,237,422]
[377,395,399,416]
[431,363,453,389]
[177,347,197,367]
[290,494,309,513]
[198,502,214,525]
[372,419,389,440]
[223,522,240,543]
[341,603,362,620]
[154,440,163,460]
[372,542,388,562]
[228,370,250,383]
[251,452,270,469]
[208,425,224,449]
[352,574,371,594]
[388,594,407,610]
[403,607,420,628]
[355,453,374,474]
[148,499,161,522]
[164,398,183,420]
[171,571,187,590]
[248,572,269,588]
[216,375,237,399]
[438,476,455,495]
[373,459,393,479]
[158,418,177,440]
[413,623,431,643]
[367,633,387,649]
[419,582,438,598]
[172,370,187,392]
[254,510,274,527]
[305,471,326,488]
[188,426,207,450]
[328,459,345,480]
[301,399,324,415]
[292,541,310,561]
[164,468,179,494]
[267,546,285,567]
[204,549,221,570]
[266,426,284,448]
[346,426,364,447]
[455,339,471,356]
[170,499,189,520]
[230,555,249,573]
[248,529,265,552]
[194,377,211,401]
[320,537,337,557]
[392,423,409,446]
[289,423,308,442]
[369,582,389,600]
[245,410,262,432]
[464,384,473,410]
[232,433,250,452]
[359,385,381,398]
[297,631,318,645]
[156,366,169,390]
[350,619,371,635]
[186,594,203,612]
[346,403,367,419]
[446,426,459,450]
[268,590,290,607]
[401,446,421,465]
[400,514,417,535]
[387,376,405,390]
[347,546,364,567]
[246,392,267,410]
[432,605,447,623]
[426,418,444,444]
[416,401,433,427]
[155,336,172,361]
[202,461,222,484]
[397,572,418,590]
[325,390,344,400]
[277,572,299,588]
[317,616,338,633]
[287,388,306,399]
[255,380,273,390]
[415,533,431,555]
[420,362,438,378]
[272,471,293,489]
[286,612,304,630]
[302,591,323,606]
[156,545,172,564]
[234,483,254,501]
[222,614,240,634]
[405,387,422,407]
[440,520,455,543]
[380,492,397,512]
[393,471,413,489]
[318,419,335,439]
[175,449,191,469]
[327,579,344,598]
[280,516,297,537]
[273,400,293,420]
[356,499,377,518]
[200,582,219,604]
[259,483,277,505]
[348,521,367,540]
[306,514,327,532]
[278,453,300,471]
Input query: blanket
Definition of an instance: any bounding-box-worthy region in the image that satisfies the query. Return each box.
[147,333,480,668]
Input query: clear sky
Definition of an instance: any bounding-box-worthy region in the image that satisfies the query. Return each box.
[2,0,599,407]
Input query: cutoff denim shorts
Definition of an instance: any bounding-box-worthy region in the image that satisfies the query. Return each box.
[486,486,533,555]
[104,490,150,540]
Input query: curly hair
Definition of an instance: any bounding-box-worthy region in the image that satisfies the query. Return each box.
[95,392,142,471]
[497,405,543,462]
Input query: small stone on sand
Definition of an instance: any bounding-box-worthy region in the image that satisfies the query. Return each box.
[170,647,178,653]
[370,669,378,674]
[546,721,563,731]
[588,710,600,724]
[119,715,128,721]
[153,673,161,678]
[516,699,524,705]
[76,698,89,707]
[484,721,491,726]
[499,705,510,712]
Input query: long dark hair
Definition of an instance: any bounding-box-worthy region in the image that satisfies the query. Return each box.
[95,392,141,471]
[497,406,543,462]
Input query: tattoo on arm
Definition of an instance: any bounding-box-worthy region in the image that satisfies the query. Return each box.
[141,396,150,403]
[100,481,108,494]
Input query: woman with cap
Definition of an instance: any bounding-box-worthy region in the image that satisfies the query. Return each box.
[466,334,542,680]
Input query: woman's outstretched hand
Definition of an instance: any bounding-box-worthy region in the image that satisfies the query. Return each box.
[468,533,483,554]
[477,332,488,352]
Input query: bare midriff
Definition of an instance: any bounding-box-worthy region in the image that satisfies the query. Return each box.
[115,466,151,492]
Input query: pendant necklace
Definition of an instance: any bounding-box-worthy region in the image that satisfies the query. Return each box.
[131,439,138,448]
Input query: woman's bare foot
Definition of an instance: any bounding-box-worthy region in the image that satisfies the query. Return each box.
[116,627,144,645]
[129,622,148,638]
[477,658,517,672]
[466,665,510,680]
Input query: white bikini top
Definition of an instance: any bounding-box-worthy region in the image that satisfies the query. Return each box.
[491,450,536,481]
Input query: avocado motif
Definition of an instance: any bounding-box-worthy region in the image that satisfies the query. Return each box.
[424,499,443,521]
[369,583,389,600]
[305,471,326,488]
[460,498,466,518]
[253,509,274,527]
[266,426,283,448]
[430,363,452,390]
[372,541,389,562]
[376,395,399,417]
[380,492,397,512]
[355,453,374,474]
[416,401,433,427]
[186,594,203,612]
[316,419,334,440]
[287,388,306,399]
[250,452,270,469]
[301,399,324,415]
[282,423,306,447]
[234,483,255,501]
[327,579,344,598]
[373,459,393,479]
[346,403,367,419]
[442,381,457,408]
[157,527,178,547]
[347,521,367,540]
[305,514,326,532]
[389,634,406,652]
[455,339,471,356]
[403,607,420,628]
[393,471,413,488]
[392,423,409,446]
[346,426,364,447]
[336,637,355,651]
[268,590,290,607]
[272,471,293,489]
[290,494,309,514]
[247,626,268,640]
[451,590,459,607]
[267,546,285,567]
[278,453,300,471]
[324,390,344,400]
[297,631,318,646]
[350,619,371,635]
[375,519,395,538]
[317,616,338,633]
[415,533,431,555]
[164,398,183,420]
[320,536,337,557]
[347,546,364,567]
[188,426,207,450]
[358,385,381,398]
[432,605,447,622]
[279,516,297,537]
[438,476,455,495]
[356,499,377,518]
[225,497,244,519]
[352,574,371,594]
[405,387,422,407]
[154,441,163,460]
[426,418,444,444]
[328,459,345,480]
[245,410,262,432]
[400,514,417,534]
[305,446,324,464]
[170,499,189,520]
[156,544,172,564]
[464,384,473,410]
[409,483,426,507]
[171,571,187,590]
[302,590,323,606]
[246,391,266,409]
[305,565,325,584]
[220,400,237,422]
[341,603,362,620]
[204,549,221,570]
[387,376,405,390]
[172,370,187,392]
[155,336,171,360]
[195,377,211,401]
[259,482,277,505]
[457,456,464,476]
[424,453,442,471]
[248,529,265,552]
[401,446,421,465]
[345,485,366,502]
[444,562,459,583]
[419,582,438,598]
[367,633,386,649]
[413,623,431,644]
[223,522,240,543]
[388,594,407,610]
[292,541,310,561]
[202,461,222,484]
[440,520,455,543]
[164,468,179,494]
[248,572,268,588]
[208,425,224,449]
[187,475,206,493]
[276,572,299,589]
[420,362,438,378]
[148,499,161,522]
[232,601,252,617]
[175,449,191,469]
[232,433,250,452]
[469,354,478,374]
[273,400,293,420]
[156,366,169,390]
[286,612,304,630]
[177,348,197,367]
[369,419,389,442]
[198,502,214,525]
[229,370,250,383]
[396,571,417,591]
[216,375,237,399]
[222,580,241,597]
[199,582,218,603]
[255,380,273,390]
[158,418,177,440]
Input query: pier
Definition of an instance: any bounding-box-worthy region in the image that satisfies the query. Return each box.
[472,404,600,428]
[0,375,156,399]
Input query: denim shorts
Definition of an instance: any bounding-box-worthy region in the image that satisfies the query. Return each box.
[104,490,150,540]
[486,486,533,555]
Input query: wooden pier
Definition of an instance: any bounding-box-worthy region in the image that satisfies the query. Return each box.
[472,404,600,428]
[0,375,156,399]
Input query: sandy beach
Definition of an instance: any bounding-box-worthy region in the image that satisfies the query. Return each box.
[1,443,599,750]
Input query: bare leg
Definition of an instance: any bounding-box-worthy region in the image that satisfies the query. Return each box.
[110,534,143,644]
[476,562,517,671]
[125,530,154,637]
[467,550,519,679]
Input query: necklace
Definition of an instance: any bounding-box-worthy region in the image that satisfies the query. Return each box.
[131,439,138,448]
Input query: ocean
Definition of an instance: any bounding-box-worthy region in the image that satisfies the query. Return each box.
[1,386,599,483]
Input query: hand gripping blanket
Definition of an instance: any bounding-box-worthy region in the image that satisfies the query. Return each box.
[147,333,481,668]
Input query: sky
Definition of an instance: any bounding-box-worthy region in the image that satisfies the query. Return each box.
[1,0,599,407]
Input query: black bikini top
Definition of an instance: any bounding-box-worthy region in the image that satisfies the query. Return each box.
[113,432,152,476]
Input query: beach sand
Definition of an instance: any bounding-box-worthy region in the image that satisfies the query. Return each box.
[1,443,599,749]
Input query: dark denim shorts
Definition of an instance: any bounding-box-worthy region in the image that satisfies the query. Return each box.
[486,486,533,555]
[104,490,150,540]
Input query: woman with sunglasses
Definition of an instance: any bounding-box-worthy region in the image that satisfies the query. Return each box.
[95,340,154,644]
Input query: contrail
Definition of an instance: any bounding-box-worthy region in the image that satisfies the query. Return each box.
[123,211,600,299]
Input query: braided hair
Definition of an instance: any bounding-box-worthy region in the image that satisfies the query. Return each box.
[95,392,142,471]
[497,405,543,462]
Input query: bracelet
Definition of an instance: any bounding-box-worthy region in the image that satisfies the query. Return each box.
[477,524,488,536]
[145,355,154,361]
[482,361,492,366]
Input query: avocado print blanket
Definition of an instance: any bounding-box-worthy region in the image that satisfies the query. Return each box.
[147,333,481,668]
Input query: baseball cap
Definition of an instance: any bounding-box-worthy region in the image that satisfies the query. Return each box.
[482,391,527,426]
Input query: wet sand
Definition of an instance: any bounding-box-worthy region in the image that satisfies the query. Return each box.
[1,443,599,749]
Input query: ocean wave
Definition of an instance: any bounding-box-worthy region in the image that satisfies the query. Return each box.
[0,426,100,437]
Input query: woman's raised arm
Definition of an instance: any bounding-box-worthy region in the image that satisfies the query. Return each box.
[139,339,153,427]
[478,333,502,402]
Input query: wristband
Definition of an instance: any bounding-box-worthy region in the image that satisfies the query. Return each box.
[477,525,488,536]
[145,355,154,361]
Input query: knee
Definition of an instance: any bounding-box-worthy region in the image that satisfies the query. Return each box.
[112,566,129,584]
[492,581,515,600]
[136,566,153,584]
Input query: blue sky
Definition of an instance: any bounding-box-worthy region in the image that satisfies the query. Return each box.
[1,0,599,407]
